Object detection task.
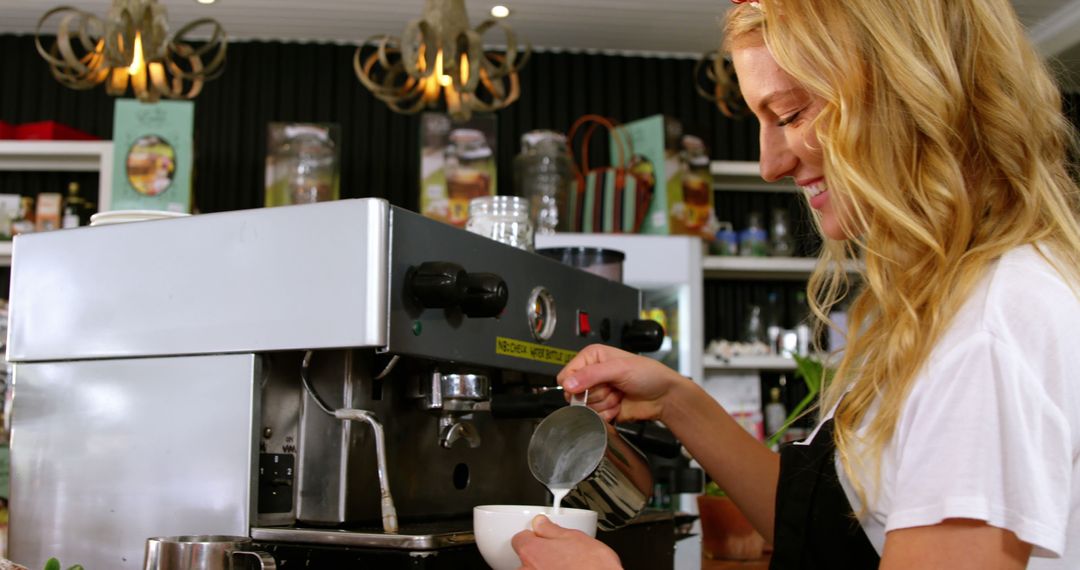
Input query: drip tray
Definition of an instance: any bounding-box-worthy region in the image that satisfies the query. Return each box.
[251,519,475,550]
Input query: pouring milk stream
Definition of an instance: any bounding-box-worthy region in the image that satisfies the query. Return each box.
[528,390,599,513]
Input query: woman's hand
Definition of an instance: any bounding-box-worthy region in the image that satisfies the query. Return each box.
[511,515,621,570]
[557,344,688,423]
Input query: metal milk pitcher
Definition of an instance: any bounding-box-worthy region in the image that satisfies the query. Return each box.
[527,394,654,531]
[144,535,276,570]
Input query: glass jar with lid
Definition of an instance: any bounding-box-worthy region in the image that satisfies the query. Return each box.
[680,135,712,232]
[265,124,340,207]
[513,130,573,234]
[445,129,494,227]
[465,195,534,251]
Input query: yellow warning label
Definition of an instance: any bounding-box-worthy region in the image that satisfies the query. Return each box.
[495,336,578,366]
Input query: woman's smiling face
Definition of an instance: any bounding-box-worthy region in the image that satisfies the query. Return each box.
[732,38,852,240]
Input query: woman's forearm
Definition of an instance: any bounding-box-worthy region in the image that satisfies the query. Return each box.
[660,378,779,542]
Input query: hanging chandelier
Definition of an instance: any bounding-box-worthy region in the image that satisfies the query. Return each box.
[354,0,530,121]
[694,49,747,118]
[34,0,227,103]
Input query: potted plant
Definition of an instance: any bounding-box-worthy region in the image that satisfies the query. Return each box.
[43,559,82,570]
[697,482,768,561]
[697,353,826,561]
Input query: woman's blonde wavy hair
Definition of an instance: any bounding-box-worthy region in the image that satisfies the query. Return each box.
[724,0,1080,511]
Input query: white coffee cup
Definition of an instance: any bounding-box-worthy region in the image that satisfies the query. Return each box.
[473,505,598,570]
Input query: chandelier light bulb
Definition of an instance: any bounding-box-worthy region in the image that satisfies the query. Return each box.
[491,5,510,18]
[35,0,227,103]
[354,0,530,121]
[128,31,145,74]
[694,49,747,118]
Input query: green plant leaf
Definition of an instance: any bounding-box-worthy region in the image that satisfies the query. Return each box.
[67,566,85,570]
[792,353,825,393]
[765,354,827,449]
[704,480,727,497]
[43,559,61,570]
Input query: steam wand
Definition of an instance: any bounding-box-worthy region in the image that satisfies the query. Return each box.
[300,350,399,534]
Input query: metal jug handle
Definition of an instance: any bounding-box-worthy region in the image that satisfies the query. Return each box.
[231,550,278,570]
[569,389,589,407]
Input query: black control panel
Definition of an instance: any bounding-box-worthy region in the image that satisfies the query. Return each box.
[258,453,295,514]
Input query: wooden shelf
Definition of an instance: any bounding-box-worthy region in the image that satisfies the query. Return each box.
[710,160,798,193]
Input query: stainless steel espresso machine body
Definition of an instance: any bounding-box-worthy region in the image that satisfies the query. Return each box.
[7,199,668,569]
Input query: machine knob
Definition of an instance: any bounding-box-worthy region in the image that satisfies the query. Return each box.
[409,261,467,308]
[621,319,665,353]
[460,273,508,318]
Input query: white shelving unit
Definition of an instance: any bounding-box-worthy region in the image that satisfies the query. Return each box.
[0,140,114,268]
[704,354,798,371]
[705,161,823,373]
[704,255,864,279]
[536,233,705,383]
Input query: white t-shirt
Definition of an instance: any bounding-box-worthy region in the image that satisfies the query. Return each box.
[813,245,1079,567]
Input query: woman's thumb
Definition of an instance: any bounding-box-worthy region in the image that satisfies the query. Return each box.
[531,515,572,538]
[563,358,628,394]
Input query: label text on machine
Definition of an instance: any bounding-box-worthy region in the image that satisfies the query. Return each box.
[495,337,577,365]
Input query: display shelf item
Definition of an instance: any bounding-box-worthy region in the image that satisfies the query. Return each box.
[704,354,798,371]
[710,160,799,193]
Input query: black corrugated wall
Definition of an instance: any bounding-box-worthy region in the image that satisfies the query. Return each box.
[0,35,761,213]
[2,34,1079,356]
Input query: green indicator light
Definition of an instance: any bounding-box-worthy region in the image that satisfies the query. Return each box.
[412,321,423,336]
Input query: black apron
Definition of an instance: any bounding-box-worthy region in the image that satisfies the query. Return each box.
[769,419,882,569]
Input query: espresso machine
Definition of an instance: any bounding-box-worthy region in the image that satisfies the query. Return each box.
[6,199,673,569]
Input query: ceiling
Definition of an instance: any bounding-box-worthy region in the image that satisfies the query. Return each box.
[3,0,1080,88]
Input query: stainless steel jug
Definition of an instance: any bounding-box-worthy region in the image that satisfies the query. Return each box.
[527,395,653,531]
[143,535,276,570]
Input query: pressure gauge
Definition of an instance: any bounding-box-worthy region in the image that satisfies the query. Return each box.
[527,286,557,341]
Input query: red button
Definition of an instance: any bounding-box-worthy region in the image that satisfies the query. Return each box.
[577,311,591,336]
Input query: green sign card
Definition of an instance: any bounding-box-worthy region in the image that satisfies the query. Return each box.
[110,99,194,212]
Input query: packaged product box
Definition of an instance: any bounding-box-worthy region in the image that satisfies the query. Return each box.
[35,192,62,232]
[609,115,717,238]
[419,112,497,228]
[0,194,19,239]
[703,371,766,442]
[110,99,194,213]
[602,115,669,234]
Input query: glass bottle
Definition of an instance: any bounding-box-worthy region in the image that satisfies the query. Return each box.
[10,197,35,237]
[711,221,738,256]
[445,129,494,227]
[770,208,795,257]
[765,290,783,354]
[679,135,712,232]
[0,201,12,241]
[742,303,764,344]
[793,291,812,356]
[739,212,769,256]
[465,195,534,251]
[62,182,84,228]
[764,385,788,440]
[513,130,572,234]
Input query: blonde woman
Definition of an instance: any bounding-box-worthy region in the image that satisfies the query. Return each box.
[511,0,1080,568]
